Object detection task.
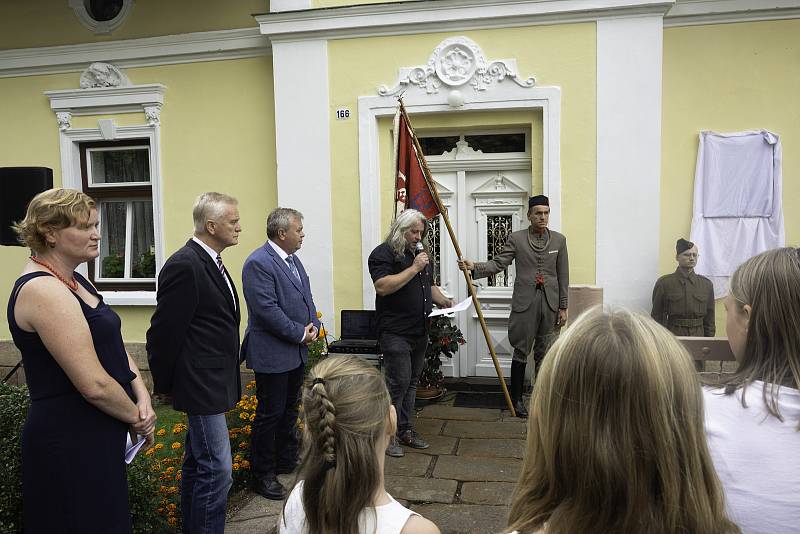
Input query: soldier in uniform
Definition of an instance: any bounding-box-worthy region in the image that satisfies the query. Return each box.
[459,195,569,417]
[651,238,715,370]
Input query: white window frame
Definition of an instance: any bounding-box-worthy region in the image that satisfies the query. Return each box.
[46,83,166,306]
[85,145,151,188]
[92,196,157,285]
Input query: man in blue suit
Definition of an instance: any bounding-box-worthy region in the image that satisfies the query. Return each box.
[241,207,320,500]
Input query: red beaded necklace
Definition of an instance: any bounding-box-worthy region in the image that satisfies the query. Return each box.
[30,256,79,291]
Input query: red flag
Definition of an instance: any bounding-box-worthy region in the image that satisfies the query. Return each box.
[395,110,439,219]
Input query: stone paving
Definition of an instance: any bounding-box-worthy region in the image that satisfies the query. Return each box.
[225,399,527,533]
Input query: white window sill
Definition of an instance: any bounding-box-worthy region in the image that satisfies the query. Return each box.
[100,291,156,306]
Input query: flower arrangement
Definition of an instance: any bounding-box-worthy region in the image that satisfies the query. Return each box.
[138,383,257,531]
[419,315,466,391]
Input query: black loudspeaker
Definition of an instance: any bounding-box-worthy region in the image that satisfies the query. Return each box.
[0,167,54,246]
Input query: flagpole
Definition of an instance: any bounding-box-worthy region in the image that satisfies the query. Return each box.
[399,101,516,417]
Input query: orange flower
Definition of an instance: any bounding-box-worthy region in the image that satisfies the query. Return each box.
[165,467,175,475]
[172,423,187,434]
[239,442,248,450]
[144,447,155,456]
[167,503,177,511]
[245,380,256,390]
[154,443,164,451]
[241,460,251,470]
[316,311,323,318]
[156,428,166,437]
[167,517,177,527]
[171,442,182,450]
[319,328,327,338]
[175,472,182,481]
[232,463,240,471]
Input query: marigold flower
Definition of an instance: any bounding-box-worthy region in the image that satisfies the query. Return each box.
[245,380,256,390]
[167,503,177,511]
[241,460,251,470]
[156,428,167,437]
[232,463,240,471]
[175,472,182,481]
[165,467,175,475]
[167,517,177,527]
[239,412,248,420]
[145,447,155,456]
[172,423,187,434]
[234,454,242,462]
[171,442,182,450]
[167,486,178,494]
[154,443,164,451]
[239,442,248,449]
[316,311,323,318]
[249,413,256,421]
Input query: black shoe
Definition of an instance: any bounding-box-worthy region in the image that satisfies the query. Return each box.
[253,477,287,500]
[513,399,529,418]
[276,461,300,475]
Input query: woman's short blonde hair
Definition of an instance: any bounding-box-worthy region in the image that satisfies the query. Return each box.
[12,188,95,253]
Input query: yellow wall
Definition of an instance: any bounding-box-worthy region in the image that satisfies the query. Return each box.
[327,23,597,318]
[0,0,265,49]
[0,56,278,341]
[662,19,800,334]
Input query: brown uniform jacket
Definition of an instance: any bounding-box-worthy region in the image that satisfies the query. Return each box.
[472,227,569,313]
[651,268,715,337]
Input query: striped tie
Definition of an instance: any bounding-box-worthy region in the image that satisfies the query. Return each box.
[216,254,225,276]
[286,255,301,281]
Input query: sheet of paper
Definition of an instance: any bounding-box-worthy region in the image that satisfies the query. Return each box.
[428,296,473,317]
[125,434,146,464]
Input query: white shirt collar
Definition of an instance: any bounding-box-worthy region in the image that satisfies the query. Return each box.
[192,236,220,262]
[267,240,290,261]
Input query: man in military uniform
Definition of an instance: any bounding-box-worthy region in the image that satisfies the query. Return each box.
[651,238,715,370]
[459,195,569,417]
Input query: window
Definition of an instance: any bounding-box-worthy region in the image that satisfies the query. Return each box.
[80,140,156,290]
[487,214,513,287]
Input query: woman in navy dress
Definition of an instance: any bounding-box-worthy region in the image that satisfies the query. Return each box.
[7,188,156,533]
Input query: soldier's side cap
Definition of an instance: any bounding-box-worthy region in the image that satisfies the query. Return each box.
[529,195,549,208]
[676,238,694,255]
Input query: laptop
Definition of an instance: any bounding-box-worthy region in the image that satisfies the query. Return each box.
[327,310,380,354]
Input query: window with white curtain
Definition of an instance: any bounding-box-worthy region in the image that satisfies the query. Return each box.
[80,140,156,290]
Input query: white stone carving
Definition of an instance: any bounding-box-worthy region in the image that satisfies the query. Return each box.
[379,36,535,96]
[144,105,161,126]
[80,62,131,89]
[56,111,72,131]
[442,139,484,160]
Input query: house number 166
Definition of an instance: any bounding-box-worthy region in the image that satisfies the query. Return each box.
[335,108,351,120]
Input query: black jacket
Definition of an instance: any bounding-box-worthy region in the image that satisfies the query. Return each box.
[146,239,241,414]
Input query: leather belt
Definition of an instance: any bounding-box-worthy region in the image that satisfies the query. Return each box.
[669,318,703,328]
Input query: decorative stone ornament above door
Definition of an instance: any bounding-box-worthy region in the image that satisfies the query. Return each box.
[379,36,536,96]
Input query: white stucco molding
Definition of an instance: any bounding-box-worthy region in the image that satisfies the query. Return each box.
[257,0,674,41]
[271,39,336,332]
[45,83,165,117]
[379,36,535,96]
[45,77,167,306]
[665,0,800,26]
[0,27,270,78]
[359,41,561,308]
[270,0,311,12]
[596,15,663,312]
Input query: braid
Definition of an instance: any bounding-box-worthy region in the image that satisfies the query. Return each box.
[311,380,337,465]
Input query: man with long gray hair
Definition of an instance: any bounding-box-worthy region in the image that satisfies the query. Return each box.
[368,209,453,457]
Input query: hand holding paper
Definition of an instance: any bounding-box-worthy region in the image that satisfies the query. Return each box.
[429,297,473,317]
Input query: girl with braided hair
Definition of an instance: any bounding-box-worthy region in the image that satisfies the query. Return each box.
[279,355,440,534]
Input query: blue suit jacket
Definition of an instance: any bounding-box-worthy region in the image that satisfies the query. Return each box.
[241,242,320,374]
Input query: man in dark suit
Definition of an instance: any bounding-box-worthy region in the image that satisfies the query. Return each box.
[459,195,569,418]
[241,207,320,500]
[146,192,242,534]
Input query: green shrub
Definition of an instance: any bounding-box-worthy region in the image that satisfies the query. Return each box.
[0,382,27,532]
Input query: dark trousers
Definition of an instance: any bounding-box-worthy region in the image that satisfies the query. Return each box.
[251,364,303,481]
[380,331,428,435]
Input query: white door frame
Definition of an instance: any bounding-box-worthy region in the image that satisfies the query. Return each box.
[358,86,561,309]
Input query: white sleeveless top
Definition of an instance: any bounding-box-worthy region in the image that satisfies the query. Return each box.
[279,481,419,534]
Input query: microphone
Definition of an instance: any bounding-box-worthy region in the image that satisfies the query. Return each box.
[415,242,424,256]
